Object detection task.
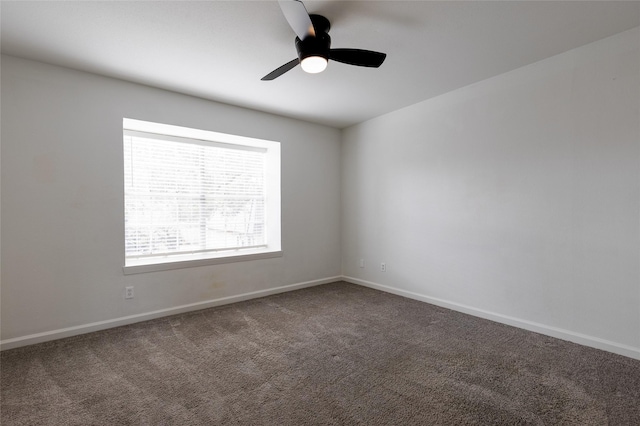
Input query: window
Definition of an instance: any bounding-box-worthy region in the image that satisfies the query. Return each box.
[123,118,281,274]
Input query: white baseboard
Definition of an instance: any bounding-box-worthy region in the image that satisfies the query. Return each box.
[343,276,640,361]
[5,275,639,361]
[0,276,341,351]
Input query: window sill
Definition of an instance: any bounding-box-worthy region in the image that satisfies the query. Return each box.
[123,249,283,275]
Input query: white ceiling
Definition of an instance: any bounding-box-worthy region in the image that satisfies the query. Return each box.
[2,1,639,129]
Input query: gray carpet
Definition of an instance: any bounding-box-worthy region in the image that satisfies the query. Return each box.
[1,281,639,425]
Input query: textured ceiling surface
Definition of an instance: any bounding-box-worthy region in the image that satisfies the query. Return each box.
[2,1,639,128]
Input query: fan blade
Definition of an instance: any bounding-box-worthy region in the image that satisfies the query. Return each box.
[278,0,315,40]
[329,49,387,68]
[261,58,299,81]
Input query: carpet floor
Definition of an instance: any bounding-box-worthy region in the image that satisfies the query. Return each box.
[1,281,639,425]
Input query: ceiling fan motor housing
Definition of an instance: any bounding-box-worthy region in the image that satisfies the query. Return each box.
[295,32,331,62]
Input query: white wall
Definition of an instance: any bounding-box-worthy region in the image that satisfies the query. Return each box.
[1,55,342,346]
[342,27,640,359]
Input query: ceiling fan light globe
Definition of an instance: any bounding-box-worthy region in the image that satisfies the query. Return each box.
[301,56,328,74]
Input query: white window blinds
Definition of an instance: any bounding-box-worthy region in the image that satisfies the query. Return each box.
[124,130,267,259]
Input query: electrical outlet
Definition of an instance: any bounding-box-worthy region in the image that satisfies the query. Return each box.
[380,262,386,272]
[359,259,365,268]
[125,286,134,299]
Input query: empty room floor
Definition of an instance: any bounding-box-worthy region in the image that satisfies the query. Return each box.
[2,282,639,425]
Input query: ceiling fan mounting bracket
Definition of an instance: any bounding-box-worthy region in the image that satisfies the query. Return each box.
[309,14,331,35]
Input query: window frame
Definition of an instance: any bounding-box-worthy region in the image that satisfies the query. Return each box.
[122,118,281,275]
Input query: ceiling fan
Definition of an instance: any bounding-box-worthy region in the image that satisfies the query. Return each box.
[262,0,387,80]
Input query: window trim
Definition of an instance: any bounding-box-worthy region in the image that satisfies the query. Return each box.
[122,118,281,274]
[123,249,283,275]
